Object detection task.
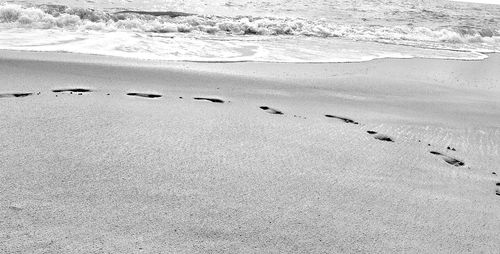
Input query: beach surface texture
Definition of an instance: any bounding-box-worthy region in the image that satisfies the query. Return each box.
[1,50,499,253]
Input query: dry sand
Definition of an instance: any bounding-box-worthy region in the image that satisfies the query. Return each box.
[1,50,499,253]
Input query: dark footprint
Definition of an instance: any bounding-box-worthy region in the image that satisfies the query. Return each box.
[193,97,224,103]
[496,190,500,196]
[325,115,359,125]
[52,88,92,93]
[127,93,162,98]
[443,157,465,167]
[0,93,33,98]
[373,134,394,142]
[8,206,22,212]
[430,151,465,167]
[260,106,283,115]
[367,131,377,134]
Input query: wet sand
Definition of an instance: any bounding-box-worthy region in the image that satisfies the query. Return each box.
[1,50,499,253]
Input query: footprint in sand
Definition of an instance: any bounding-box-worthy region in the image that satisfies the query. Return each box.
[0,93,33,98]
[8,206,22,212]
[366,131,394,142]
[193,97,225,103]
[52,88,92,93]
[52,88,93,95]
[260,106,284,115]
[429,151,465,167]
[126,92,162,98]
[373,134,395,142]
[496,180,500,196]
[325,114,359,125]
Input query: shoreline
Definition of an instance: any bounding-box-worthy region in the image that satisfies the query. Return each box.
[2,49,500,88]
[2,48,496,64]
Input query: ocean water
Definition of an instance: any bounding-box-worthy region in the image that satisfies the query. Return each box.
[0,0,499,62]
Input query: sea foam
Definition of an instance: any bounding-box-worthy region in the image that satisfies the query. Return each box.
[2,4,498,42]
[0,3,499,62]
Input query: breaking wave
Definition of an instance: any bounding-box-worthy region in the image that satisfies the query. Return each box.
[0,3,499,62]
[1,3,499,44]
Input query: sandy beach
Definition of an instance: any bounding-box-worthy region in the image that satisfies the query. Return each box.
[1,50,500,253]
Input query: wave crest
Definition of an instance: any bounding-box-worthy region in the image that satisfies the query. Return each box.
[1,3,499,45]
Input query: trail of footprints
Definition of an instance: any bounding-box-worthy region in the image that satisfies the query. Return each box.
[2,87,498,197]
